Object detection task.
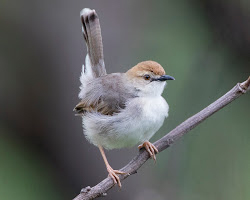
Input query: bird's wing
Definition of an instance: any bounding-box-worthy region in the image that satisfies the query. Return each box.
[74,74,137,116]
[80,8,106,78]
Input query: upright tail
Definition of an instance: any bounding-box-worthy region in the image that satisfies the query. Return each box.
[80,8,106,78]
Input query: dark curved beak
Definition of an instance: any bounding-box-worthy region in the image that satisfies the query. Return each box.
[153,75,175,82]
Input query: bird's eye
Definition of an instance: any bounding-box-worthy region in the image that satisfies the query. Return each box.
[143,74,151,80]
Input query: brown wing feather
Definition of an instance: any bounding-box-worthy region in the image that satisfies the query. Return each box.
[74,73,138,116]
[74,98,122,115]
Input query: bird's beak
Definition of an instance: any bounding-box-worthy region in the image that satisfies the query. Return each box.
[153,75,175,81]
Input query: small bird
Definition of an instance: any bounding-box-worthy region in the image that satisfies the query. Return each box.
[74,8,175,187]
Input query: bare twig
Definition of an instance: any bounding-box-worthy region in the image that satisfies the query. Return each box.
[73,77,250,200]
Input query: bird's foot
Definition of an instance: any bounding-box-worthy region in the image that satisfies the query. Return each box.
[138,141,159,161]
[107,165,126,188]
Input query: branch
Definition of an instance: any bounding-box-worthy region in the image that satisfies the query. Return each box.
[73,77,250,200]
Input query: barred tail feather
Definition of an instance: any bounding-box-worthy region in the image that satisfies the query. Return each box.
[80,8,106,78]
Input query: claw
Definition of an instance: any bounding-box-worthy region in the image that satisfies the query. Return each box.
[138,141,158,161]
[107,165,125,188]
[98,146,127,188]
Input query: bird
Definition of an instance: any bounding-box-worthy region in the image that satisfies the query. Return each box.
[74,8,175,188]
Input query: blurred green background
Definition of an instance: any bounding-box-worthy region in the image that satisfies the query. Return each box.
[0,0,249,199]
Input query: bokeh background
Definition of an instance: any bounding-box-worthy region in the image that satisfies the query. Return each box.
[0,0,249,199]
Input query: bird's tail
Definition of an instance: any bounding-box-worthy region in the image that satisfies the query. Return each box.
[80,8,106,78]
[79,8,106,99]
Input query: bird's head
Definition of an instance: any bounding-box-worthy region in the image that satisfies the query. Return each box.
[126,61,175,96]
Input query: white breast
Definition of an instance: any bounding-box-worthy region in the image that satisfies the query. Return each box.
[82,96,169,149]
[135,96,169,142]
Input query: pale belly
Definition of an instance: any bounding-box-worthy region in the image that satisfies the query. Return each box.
[83,96,169,149]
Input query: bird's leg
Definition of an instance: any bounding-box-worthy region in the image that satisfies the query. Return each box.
[138,141,159,161]
[98,146,125,188]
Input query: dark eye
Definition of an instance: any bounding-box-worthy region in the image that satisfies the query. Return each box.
[143,74,151,80]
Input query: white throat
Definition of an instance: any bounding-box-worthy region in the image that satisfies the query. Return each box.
[138,81,166,97]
